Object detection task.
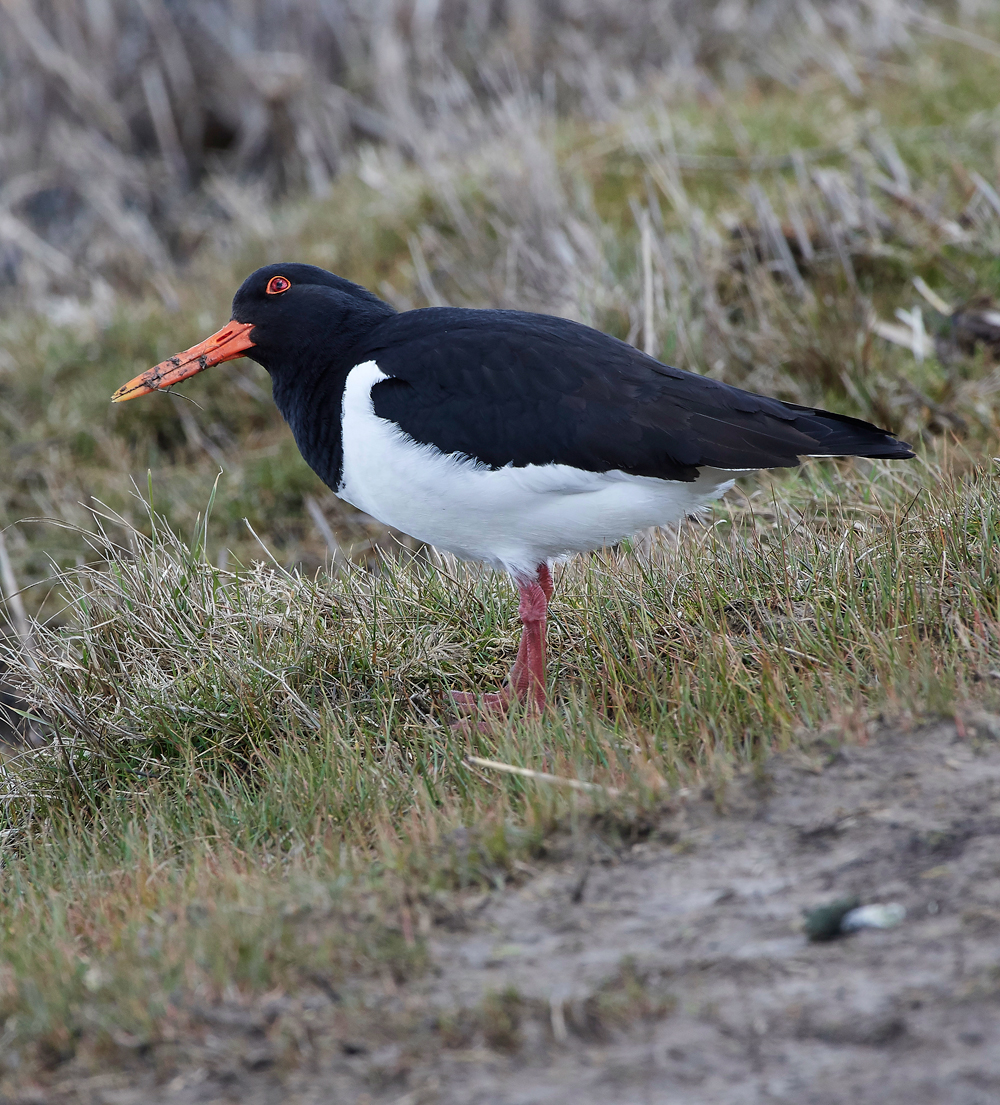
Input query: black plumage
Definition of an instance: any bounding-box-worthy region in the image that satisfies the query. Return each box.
[223,264,911,487]
[362,308,912,482]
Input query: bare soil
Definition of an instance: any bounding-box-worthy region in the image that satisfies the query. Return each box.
[9,714,1000,1105]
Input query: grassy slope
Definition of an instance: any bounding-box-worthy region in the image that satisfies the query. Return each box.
[2,20,1000,1086]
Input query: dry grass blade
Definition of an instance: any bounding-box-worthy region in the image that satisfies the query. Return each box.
[0,530,32,659]
[908,10,1000,62]
[466,756,621,797]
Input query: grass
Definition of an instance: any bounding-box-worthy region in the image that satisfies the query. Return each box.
[12,451,1000,804]
[2,10,1000,1091]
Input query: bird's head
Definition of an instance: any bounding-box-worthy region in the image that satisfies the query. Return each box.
[111,263,393,403]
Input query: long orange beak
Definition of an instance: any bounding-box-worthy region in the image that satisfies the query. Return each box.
[111,320,256,402]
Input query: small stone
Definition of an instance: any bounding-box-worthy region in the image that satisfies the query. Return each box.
[803,896,861,941]
[840,903,906,933]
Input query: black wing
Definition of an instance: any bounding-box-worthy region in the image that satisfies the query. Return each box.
[362,309,913,482]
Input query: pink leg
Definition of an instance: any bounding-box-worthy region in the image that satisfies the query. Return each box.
[507,564,552,695]
[512,574,548,713]
[451,564,552,718]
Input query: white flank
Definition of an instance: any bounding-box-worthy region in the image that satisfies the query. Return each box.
[339,360,736,576]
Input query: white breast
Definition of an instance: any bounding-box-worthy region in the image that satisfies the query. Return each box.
[338,360,736,577]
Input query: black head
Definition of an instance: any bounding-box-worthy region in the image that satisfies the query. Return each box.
[231,263,395,375]
[111,263,395,407]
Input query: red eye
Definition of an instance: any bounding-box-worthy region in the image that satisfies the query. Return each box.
[266,275,291,294]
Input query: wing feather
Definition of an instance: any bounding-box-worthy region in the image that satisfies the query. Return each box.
[360,309,912,481]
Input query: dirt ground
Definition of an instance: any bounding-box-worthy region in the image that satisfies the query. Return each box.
[9,713,1000,1105]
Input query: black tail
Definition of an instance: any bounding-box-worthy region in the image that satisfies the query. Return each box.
[779,402,915,460]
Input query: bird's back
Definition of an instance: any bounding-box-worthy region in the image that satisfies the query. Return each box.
[353,306,913,481]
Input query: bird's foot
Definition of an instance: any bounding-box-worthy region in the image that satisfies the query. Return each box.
[448,688,510,733]
[449,689,509,714]
[448,683,546,731]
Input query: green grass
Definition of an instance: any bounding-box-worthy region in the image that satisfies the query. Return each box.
[10,450,1000,807]
[3,16,1000,1090]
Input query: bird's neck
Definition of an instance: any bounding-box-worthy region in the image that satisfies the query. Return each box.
[265,312,390,492]
[267,355,347,491]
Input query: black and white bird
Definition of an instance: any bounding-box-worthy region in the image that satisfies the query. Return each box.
[113,263,914,715]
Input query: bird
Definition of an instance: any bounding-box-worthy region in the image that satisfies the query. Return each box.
[112,263,914,717]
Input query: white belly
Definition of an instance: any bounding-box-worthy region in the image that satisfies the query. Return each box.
[338,361,736,577]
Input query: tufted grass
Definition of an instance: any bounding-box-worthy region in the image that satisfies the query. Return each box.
[11,450,1000,796]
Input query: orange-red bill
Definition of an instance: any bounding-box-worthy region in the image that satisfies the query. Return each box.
[111,320,256,403]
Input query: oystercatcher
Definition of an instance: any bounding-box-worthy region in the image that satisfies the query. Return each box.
[113,263,913,715]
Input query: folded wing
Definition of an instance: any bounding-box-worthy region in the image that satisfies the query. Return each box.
[364,309,913,481]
